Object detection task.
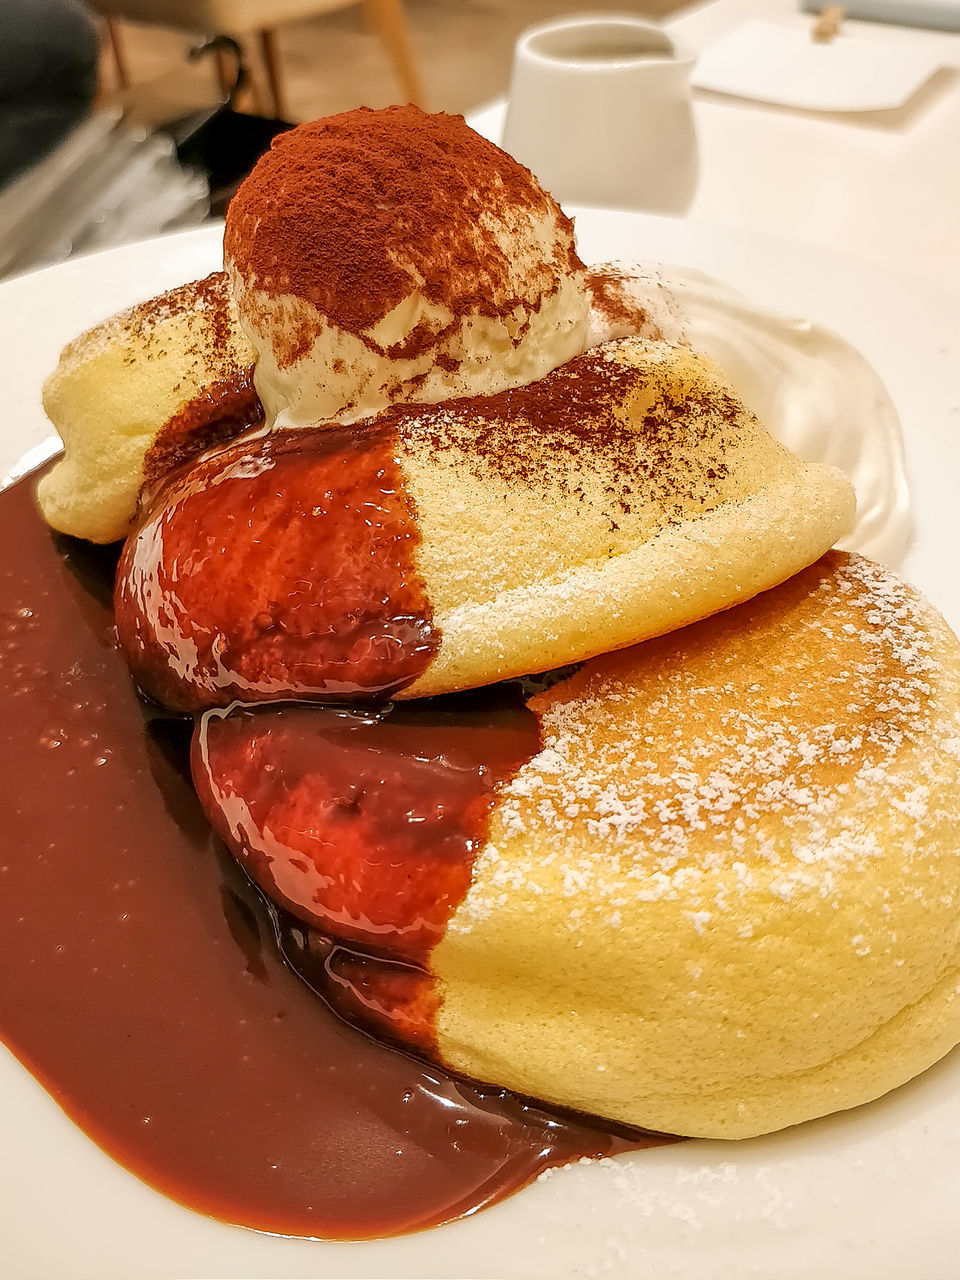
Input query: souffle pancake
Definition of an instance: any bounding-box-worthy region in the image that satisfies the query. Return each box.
[37,273,260,545]
[192,552,960,1139]
[113,337,854,710]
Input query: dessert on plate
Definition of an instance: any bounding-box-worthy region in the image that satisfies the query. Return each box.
[114,336,851,710]
[8,104,960,1238]
[194,551,960,1139]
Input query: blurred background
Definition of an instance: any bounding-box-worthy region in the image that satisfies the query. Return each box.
[101,0,681,121]
[6,0,956,287]
[0,0,682,276]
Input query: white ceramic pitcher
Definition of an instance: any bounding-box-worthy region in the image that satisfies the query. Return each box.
[502,15,699,214]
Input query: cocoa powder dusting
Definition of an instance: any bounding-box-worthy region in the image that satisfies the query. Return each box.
[115,272,238,359]
[383,344,734,517]
[224,106,584,349]
[142,367,264,489]
[585,265,663,340]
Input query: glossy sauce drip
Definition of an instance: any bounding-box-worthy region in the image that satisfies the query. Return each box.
[141,366,265,490]
[0,471,670,1241]
[114,422,438,713]
[192,701,541,967]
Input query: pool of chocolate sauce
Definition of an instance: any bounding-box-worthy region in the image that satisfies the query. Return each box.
[0,469,669,1241]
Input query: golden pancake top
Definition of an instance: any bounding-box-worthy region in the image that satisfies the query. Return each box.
[55,272,249,377]
[38,274,257,545]
[395,338,855,697]
[433,553,960,1139]
[465,552,949,928]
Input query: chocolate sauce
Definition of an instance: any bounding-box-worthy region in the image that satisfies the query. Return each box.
[0,469,668,1241]
[115,422,438,714]
[192,701,541,967]
[141,366,264,489]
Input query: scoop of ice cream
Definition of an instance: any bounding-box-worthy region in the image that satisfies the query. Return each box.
[224,106,590,429]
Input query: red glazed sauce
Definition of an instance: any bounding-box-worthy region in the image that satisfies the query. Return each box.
[115,422,438,713]
[0,468,670,1241]
[192,701,542,965]
[193,698,545,1050]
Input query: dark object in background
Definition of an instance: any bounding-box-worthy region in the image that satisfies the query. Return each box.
[0,0,100,189]
[0,27,290,277]
[0,110,208,278]
[799,0,960,31]
[164,36,293,217]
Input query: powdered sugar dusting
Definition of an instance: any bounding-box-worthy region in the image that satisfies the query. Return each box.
[459,554,957,933]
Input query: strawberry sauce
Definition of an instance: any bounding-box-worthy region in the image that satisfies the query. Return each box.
[0,469,666,1241]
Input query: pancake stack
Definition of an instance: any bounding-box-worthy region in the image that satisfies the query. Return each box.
[191,552,960,1138]
[434,553,960,1137]
[35,106,960,1143]
[114,337,852,711]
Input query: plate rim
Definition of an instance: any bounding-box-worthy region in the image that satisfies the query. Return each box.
[2,212,960,1280]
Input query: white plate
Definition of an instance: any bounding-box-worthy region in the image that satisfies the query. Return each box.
[1,216,959,1280]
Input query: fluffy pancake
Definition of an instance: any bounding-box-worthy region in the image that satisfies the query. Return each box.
[191,552,960,1139]
[115,337,854,710]
[37,273,257,544]
[585,260,913,566]
[394,336,853,697]
[433,553,960,1137]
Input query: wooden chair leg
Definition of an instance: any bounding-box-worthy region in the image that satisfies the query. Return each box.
[104,17,130,90]
[363,0,423,107]
[213,43,234,99]
[258,28,288,120]
[240,61,267,116]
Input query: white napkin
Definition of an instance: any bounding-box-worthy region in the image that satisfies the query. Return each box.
[691,20,943,111]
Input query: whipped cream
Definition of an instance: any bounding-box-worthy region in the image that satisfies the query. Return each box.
[586,262,912,567]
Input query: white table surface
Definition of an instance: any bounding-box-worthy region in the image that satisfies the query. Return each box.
[468,0,960,297]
